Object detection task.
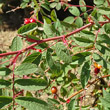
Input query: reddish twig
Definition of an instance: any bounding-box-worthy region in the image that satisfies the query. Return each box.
[67,74,110,100]
[12,63,16,110]
[14,90,24,98]
[107,0,110,6]
[0,58,13,65]
[103,15,110,21]
[11,52,22,110]
[0,21,110,58]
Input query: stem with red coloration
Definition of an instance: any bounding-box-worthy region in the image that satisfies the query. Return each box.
[0,21,110,58]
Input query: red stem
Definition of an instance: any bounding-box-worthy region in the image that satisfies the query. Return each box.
[14,90,24,98]
[107,0,110,6]
[12,63,16,110]
[12,52,21,110]
[103,15,110,21]
[0,21,109,57]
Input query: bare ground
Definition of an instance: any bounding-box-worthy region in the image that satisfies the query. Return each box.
[0,30,17,52]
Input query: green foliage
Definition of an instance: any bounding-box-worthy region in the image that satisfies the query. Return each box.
[69,7,80,16]
[11,36,23,51]
[72,52,91,65]
[18,23,38,35]
[44,20,55,38]
[97,34,110,44]
[0,67,11,76]
[100,89,110,109]
[14,63,37,75]
[79,0,87,12]
[15,97,50,110]
[98,7,110,15]
[15,78,48,91]
[0,96,12,109]
[67,98,75,110]
[94,0,105,5]
[0,79,11,89]
[46,50,61,75]
[75,17,83,27]
[55,42,72,63]
[74,36,94,47]
[1,0,110,109]
[64,16,74,24]
[104,23,110,34]
[22,52,41,65]
[80,60,91,88]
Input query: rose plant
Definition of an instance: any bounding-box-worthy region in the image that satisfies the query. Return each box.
[0,0,110,110]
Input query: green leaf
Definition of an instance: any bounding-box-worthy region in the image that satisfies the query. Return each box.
[71,52,91,65]
[63,16,74,24]
[98,7,110,15]
[18,23,38,35]
[46,50,56,71]
[93,53,107,69]
[51,10,57,22]
[15,97,50,110]
[22,52,41,65]
[14,63,37,75]
[60,87,67,97]
[75,17,83,27]
[56,2,61,10]
[94,0,105,5]
[47,98,60,110]
[79,0,86,12]
[50,2,57,8]
[72,52,91,61]
[11,36,23,51]
[41,3,50,11]
[47,98,60,105]
[103,88,110,101]
[69,6,80,16]
[54,19,64,35]
[80,61,91,88]
[43,16,52,24]
[96,44,110,55]
[104,23,110,34]
[97,34,110,44]
[92,16,101,28]
[55,42,72,63]
[100,90,110,108]
[67,98,75,110]
[74,36,94,47]
[0,67,11,76]
[80,30,94,35]
[46,50,62,77]
[20,2,28,8]
[15,78,48,91]
[80,30,95,41]
[0,96,12,109]
[44,20,55,38]
[100,97,110,108]
[0,79,11,89]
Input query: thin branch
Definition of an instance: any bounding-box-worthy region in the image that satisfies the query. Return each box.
[67,74,110,100]
[107,0,110,6]
[12,63,16,110]
[0,21,110,57]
